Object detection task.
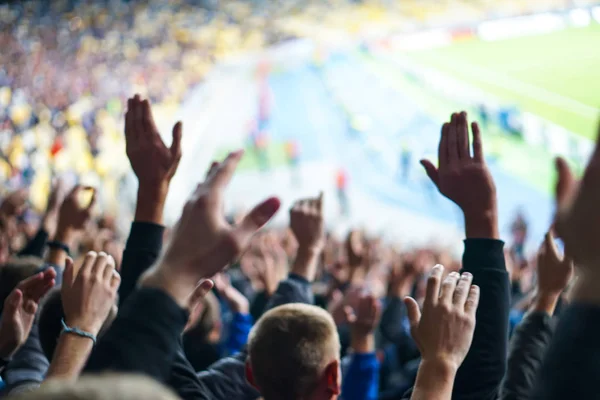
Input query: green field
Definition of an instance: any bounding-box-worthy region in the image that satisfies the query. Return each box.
[404,24,600,138]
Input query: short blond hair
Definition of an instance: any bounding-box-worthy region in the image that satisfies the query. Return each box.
[11,374,179,400]
[248,303,340,400]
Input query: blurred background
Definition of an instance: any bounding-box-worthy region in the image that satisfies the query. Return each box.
[1,0,599,254]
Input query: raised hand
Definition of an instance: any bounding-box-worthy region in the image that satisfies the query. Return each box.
[553,151,600,270]
[421,112,498,238]
[57,185,96,233]
[0,269,56,358]
[405,265,479,372]
[141,150,281,307]
[126,95,182,191]
[288,193,325,282]
[62,252,121,336]
[345,230,365,268]
[537,231,574,296]
[0,189,28,219]
[213,273,249,314]
[289,193,325,251]
[255,243,283,297]
[346,292,382,353]
[42,179,66,237]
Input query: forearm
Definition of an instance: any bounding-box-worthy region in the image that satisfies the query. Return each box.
[134,185,167,225]
[530,292,559,316]
[350,332,375,354]
[411,360,457,400]
[46,335,94,381]
[291,246,321,282]
[464,211,499,240]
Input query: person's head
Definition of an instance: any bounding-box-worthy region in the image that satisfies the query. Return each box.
[38,287,118,361]
[11,374,179,400]
[0,256,44,313]
[246,303,341,400]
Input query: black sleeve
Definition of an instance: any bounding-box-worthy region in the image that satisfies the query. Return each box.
[452,238,510,400]
[17,228,48,258]
[119,222,164,305]
[532,304,600,400]
[500,311,554,400]
[379,297,420,364]
[84,288,188,383]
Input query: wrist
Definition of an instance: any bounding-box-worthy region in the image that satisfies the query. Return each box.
[464,210,499,239]
[54,225,77,249]
[531,291,559,315]
[63,318,102,337]
[414,359,457,397]
[350,331,375,354]
[135,187,167,224]
[140,266,195,309]
[292,246,322,282]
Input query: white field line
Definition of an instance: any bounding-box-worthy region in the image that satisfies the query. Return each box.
[402,52,600,119]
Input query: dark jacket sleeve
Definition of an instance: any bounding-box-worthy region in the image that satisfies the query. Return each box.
[265,273,314,310]
[119,222,164,305]
[452,238,510,400]
[532,304,600,400]
[85,288,188,382]
[17,228,48,258]
[500,311,554,400]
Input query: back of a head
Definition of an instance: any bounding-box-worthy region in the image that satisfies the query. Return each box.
[248,303,340,400]
[10,374,179,400]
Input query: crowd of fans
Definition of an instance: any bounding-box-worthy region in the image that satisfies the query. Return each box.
[1,1,600,400]
[0,91,595,399]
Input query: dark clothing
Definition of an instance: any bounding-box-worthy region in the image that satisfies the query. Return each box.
[18,228,48,258]
[402,238,509,400]
[500,311,554,400]
[532,303,600,400]
[118,222,164,305]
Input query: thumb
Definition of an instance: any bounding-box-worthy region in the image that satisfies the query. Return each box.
[420,160,439,188]
[233,197,281,246]
[403,296,421,329]
[188,279,214,308]
[555,157,575,208]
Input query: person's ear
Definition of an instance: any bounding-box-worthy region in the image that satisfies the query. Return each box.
[324,360,341,395]
[245,359,259,390]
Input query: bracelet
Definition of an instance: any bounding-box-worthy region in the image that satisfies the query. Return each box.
[60,319,97,345]
[47,240,70,255]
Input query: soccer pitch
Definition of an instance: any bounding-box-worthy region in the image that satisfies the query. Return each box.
[404,24,600,139]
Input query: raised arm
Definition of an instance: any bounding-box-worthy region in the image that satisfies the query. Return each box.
[342,293,382,400]
[421,112,509,400]
[531,131,600,399]
[85,148,280,389]
[118,94,182,304]
[500,231,572,400]
[45,253,120,381]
